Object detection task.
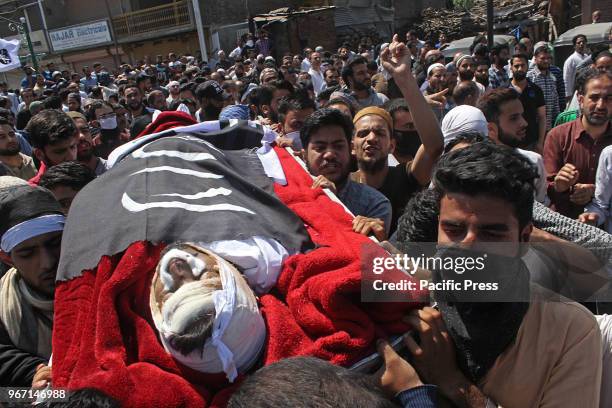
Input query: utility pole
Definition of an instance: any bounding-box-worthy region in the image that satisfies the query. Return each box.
[191,0,209,63]
[487,0,494,49]
[103,0,121,69]
[19,17,38,71]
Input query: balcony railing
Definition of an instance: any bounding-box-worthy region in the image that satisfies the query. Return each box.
[112,0,192,39]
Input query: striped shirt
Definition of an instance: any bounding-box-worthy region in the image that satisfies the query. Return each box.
[527,66,559,131]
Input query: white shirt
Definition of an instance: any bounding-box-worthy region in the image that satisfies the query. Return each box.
[563,51,589,97]
[301,58,312,73]
[516,148,549,205]
[308,67,325,96]
[229,46,242,60]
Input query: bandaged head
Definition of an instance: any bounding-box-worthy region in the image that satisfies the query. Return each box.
[150,243,266,382]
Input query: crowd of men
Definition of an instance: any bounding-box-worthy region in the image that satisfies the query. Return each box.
[0,13,612,407]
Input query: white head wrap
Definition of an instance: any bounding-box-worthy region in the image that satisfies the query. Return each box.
[427,63,446,77]
[441,105,489,146]
[455,54,474,67]
[151,247,265,382]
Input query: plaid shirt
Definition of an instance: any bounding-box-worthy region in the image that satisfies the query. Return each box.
[527,66,559,131]
[549,64,566,111]
[488,64,510,89]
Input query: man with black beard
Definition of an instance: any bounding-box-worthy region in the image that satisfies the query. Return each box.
[194,81,231,122]
[508,53,546,152]
[0,118,36,181]
[124,84,152,121]
[351,36,444,233]
[474,58,490,89]
[67,111,108,175]
[401,143,601,407]
[323,67,340,90]
[477,88,548,205]
[455,55,485,97]
[248,81,293,125]
[341,56,388,108]
[301,108,391,240]
[86,101,123,160]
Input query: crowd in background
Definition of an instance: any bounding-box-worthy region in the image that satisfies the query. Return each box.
[0,11,612,408]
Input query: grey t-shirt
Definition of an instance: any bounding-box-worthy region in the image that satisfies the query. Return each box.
[337,179,392,235]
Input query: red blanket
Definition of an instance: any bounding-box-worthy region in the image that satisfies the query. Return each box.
[52,145,425,407]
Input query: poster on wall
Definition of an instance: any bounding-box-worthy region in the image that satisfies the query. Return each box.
[49,20,112,52]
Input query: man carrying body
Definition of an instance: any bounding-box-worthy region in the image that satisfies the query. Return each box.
[0,184,65,386]
[26,110,78,185]
[403,142,602,407]
[351,36,444,233]
[301,108,391,240]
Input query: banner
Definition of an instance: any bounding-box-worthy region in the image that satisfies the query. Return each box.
[0,38,21,72]
[49,20,111,52]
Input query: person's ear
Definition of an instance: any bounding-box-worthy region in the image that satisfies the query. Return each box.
[351,138,357,156]
[577,93,584,108]
[261,104,271,118]
[520,222,533,244]
[487,122,499,142]
[0,251,13,267]
[389,136,396,154]
[33,147,46,164]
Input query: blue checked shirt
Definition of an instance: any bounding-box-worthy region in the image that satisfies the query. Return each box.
[488,64,510,89]
[527,66,559,131]
[549,64,566,111]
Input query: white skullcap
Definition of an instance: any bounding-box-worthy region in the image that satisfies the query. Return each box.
[455,54,474,67]
[441,105,489,146]
[427,63,446,76]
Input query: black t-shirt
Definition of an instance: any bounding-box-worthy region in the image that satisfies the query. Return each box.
[511,80,545,147]
[378,165,422,234]
[16,110,32,131]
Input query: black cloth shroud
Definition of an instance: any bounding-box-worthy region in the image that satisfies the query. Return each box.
[58,123,314,279]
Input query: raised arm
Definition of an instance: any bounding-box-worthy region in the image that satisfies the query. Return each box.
[380,35,444,187]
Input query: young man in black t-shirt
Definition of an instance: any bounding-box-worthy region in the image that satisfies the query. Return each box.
[350,36,444,233]
[508,53,546,152]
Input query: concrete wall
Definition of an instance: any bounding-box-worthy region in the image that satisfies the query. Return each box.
[266,8,337,59]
